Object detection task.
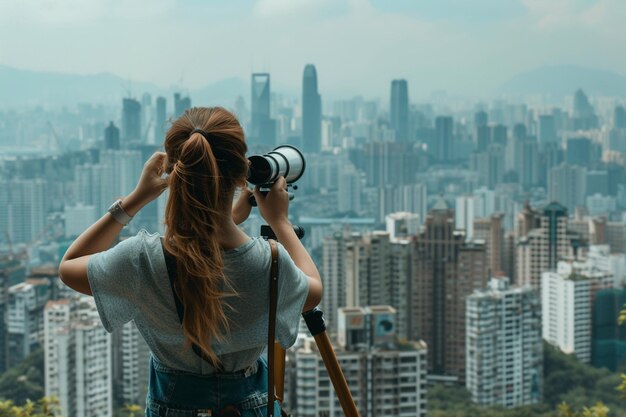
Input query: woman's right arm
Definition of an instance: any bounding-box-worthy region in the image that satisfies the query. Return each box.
[253,177,322,312]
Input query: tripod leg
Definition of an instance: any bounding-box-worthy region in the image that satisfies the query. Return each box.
[303,308,361,417]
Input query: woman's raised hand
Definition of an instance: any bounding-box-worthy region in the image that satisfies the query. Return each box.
[253,176,289,227]
[131,152,169,206]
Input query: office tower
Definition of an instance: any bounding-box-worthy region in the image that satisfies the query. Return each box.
[412,201,487,382]
[112,322,150,408]
[517,202,571,291]
[435,116,453,161]
[592,287,626,371]
[104,121,120,150]
[302,64,322,153]
[538,115,557,146]
[45,297,113,417]
[122,98,142,142]
[174,93,191,118]
[0,179,47,244]
[6,279,51,368]
[154,96,167,142]
[548,163,587,212]
[386,212,419,239]
[466,277,543,407]
[566,137,592,166]
[490,124,507,146]
[338,164,362,213]
[377,184,427,225]
[285,306,427,417]
[542,260,612,363]
[538,142,564,187]
[605,221,626,254]
[251,73,276,148]
[390,79,409,142]
[473,214,504,276]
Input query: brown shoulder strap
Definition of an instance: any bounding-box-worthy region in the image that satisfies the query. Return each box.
[267,239,279,417]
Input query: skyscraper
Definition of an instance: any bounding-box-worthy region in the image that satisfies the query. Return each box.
[154,96,167,142]
[122,98,141,142]
[548,163,587,212]
[302,64,322,153]
[104,121,120,150]
[251,73,275,148]
[390,79,409,142]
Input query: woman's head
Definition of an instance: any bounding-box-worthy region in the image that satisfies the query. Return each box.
[162,107,248,367]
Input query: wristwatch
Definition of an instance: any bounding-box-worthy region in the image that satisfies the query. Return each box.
[107,199,133,226]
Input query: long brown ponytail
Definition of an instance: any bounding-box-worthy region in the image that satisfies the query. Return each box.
[162,107,248,367]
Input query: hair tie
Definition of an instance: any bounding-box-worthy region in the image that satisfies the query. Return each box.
[190,128,217,145]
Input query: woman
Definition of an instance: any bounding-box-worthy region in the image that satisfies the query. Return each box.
[58,107,323,417]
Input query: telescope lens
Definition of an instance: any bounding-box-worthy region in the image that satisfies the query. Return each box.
[247,145,306,185]
[247,155,276,185]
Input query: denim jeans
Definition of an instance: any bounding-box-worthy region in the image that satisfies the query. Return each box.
[145,354,281,417]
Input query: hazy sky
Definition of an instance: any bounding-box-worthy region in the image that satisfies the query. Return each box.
[0,0,624,98]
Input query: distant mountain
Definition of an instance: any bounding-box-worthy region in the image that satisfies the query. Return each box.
[0,66,162,107]
[496,65,626,99]
[0,66,248,109]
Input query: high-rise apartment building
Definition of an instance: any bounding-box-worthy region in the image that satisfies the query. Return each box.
[251,73,275,148]
[64,203,96,238]
[412,200,487,382]
[112,322,150,408]
[0,179,47,244]
[44,297,113,417]
[516,202,572,291]
[390,79,409,142]
[302,64,322,153]
[466,277,543,408]
[386,212,419,239]
[542,260,612,363]
[473,213,504,277]
[284,306,427,417]
[7,278,51,368]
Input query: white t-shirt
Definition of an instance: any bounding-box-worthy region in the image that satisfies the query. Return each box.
[87,229,309,374]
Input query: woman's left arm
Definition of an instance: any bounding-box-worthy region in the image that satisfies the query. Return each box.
[59,152,168,295]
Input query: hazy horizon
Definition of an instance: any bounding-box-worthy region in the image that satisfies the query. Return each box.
[1,0,625,99]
